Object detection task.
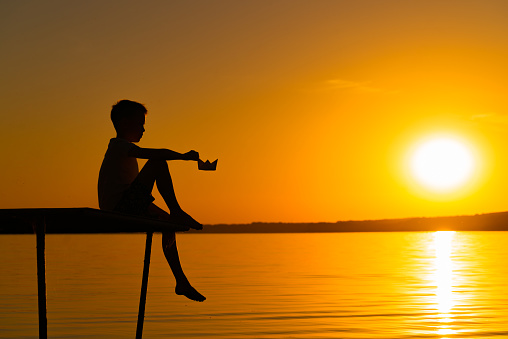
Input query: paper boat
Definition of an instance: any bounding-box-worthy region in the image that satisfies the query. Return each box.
[198,159,218,171]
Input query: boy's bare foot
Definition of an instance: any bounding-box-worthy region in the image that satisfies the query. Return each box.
[175,283,206,302]
[169,210,203,230]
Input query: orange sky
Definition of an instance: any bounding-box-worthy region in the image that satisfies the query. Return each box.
[2,1,508,224]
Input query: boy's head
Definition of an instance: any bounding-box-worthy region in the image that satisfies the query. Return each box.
[111,100,147,142]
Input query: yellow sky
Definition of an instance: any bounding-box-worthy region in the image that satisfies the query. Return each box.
[2,1,508,224]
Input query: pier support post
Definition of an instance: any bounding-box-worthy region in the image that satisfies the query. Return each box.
[35,216,48,339]
[136,231,153,339]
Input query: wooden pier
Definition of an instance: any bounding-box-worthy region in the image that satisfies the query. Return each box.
[0,208,189,339]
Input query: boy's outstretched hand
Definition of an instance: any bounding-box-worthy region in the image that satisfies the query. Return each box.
[183,150,199,161]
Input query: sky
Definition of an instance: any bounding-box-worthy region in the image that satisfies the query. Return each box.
[2,0,508,224]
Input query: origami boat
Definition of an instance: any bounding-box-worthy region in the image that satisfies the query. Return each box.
[198,159,218,171]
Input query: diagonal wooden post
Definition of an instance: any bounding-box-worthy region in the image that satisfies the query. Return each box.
[136,231,153,339]
[34,216,48,339]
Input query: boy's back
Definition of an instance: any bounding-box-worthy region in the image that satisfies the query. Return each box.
[98,138,141,211]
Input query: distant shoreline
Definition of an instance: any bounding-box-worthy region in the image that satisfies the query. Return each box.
[193,211,508,233]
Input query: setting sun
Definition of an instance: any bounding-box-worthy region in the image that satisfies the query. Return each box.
[410,136,475,192]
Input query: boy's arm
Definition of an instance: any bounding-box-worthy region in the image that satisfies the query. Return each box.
[128,147,199,161]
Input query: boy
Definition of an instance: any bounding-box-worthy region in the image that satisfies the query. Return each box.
[98,99,205,302]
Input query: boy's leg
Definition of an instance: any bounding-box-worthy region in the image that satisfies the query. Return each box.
[162,231,206,302]
[135,159,201,229]
[133,159,180,212]
[147,201,205,302]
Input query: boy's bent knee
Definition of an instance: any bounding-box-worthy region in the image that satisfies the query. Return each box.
[146,158,167,167]
[145,159,169,172]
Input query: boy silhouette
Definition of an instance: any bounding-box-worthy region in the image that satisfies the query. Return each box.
[98,99,205,302]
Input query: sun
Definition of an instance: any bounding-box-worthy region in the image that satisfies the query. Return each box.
[410,136,475,192]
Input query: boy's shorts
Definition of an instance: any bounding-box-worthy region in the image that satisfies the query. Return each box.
[114,182,155,217]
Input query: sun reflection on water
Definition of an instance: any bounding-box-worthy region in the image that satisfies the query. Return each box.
[431,231,457,338]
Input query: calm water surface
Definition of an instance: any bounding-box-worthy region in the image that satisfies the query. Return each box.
[1,232,508,338]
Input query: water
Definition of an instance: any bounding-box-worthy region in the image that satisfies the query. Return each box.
[2,231,508,338]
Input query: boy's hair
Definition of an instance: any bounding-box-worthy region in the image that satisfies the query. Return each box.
[111,100,147,130]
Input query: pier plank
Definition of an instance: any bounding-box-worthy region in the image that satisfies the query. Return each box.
[0,207,189,233]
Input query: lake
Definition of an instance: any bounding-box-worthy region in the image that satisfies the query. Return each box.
[1,232,508,338]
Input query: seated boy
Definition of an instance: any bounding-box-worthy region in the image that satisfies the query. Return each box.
[98,99,205,302]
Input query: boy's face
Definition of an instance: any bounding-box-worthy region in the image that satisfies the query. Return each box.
[118,113,146,142]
